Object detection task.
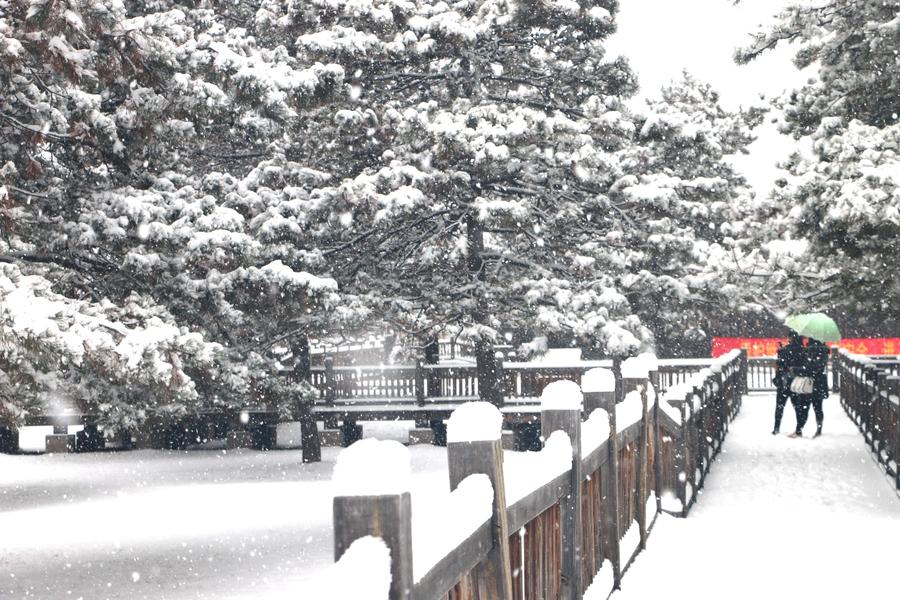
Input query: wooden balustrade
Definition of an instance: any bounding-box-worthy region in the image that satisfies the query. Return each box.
[327,350,746,600]
[304,359,730,405]
[836,349,900,491]
[746,357,777,391]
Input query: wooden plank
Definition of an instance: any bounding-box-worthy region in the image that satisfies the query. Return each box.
[448,439,514,600]
[580,475,601,592]
[635,382,649,551]
[414,519,493,600]
[510,532,524,600]
[416,360,426,405]
[603,361,622,589]
[650,373,663,517]
[617,421,642,448]
[507,470,571,533]
[542,408,582,600]
[581,439,610,475]
[323,357,338,429]
[332,493,414,600]
[656,409,683,438]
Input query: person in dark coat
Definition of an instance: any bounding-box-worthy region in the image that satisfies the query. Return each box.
[804,338,829,437]
[785,332,813,437]
[772,337,797,434]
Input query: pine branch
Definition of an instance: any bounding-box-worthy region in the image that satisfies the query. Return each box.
[0,112,75,142]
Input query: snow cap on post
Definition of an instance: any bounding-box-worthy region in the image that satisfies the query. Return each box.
[582,368,616,393]
[540,379,583,410]
[621,353,657,379]
[333,438,411,496]
[636,352,659,372]
[447,401,503,443]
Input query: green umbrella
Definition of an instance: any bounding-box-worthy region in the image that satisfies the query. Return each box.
[784,312,842,343]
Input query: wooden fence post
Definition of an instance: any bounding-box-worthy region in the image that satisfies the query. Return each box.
[495,357,507,407]
[715,370,727,446]
[621,377,644,397]
[872,370,884,453]
[837,351,846,409]
[831,347,841,393]
[740,348,749,396]
[636,381,649,551]
[864,366,877,443]
[332,440,414,600]
[889,377,900,491]
[447,403,514,600]
[597,364,623,589]
[612,358,623,407]
[583,368,620,588]
[649,370,663,517]
[324,356,339,430]
[677,397,692,517]
[620,356,654,554]
[415,359,425,407]
[693,384,707,488]
[540,381,583,600]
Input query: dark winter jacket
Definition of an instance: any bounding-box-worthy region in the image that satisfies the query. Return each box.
[806,340,830,400]
[775,339,805,390]
[781,339,806,372]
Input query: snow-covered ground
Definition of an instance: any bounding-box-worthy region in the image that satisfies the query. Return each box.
[4,394,897,600]
[0,422,444,600]
[595,392,900,600]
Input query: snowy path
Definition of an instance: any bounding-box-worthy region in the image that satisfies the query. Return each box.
[604,393,900,600]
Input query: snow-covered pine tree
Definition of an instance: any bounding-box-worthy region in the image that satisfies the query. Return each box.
[0,0,361,431]
[736,0,900,317]
[268,0,653,400]
[618,74,764,355]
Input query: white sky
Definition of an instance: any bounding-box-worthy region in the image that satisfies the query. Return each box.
[607,0,809,193]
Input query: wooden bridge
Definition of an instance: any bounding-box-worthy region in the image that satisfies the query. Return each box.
[313,348,899,600]
[0,352,870,462]
[292,354,768,461]
[0,354,777,455]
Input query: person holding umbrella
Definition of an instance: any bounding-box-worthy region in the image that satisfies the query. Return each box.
[772,332,804,434]
[783,313,841,438]
[805,337,830,436]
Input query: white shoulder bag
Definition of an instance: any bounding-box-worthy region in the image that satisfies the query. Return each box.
[790,376,814,395]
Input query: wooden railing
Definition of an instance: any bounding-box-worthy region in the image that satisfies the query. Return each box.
[835,349,900,491]
[306,356,772,405]
[304,359,733,404]
[322,350,747,600]
[746,357,777,391]
[0,353,758,456]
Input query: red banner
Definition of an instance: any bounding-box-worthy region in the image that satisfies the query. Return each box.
[712,337,900,358]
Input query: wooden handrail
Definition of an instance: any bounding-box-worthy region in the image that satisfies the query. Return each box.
[327,350,747,600]
[836,349,900,491]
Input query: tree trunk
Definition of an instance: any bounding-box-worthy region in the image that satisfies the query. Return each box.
[383,333,396,364]
[424,336,440,396]
[292,334,321,462]
[465,213,502,406]
[292,335,311,380]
